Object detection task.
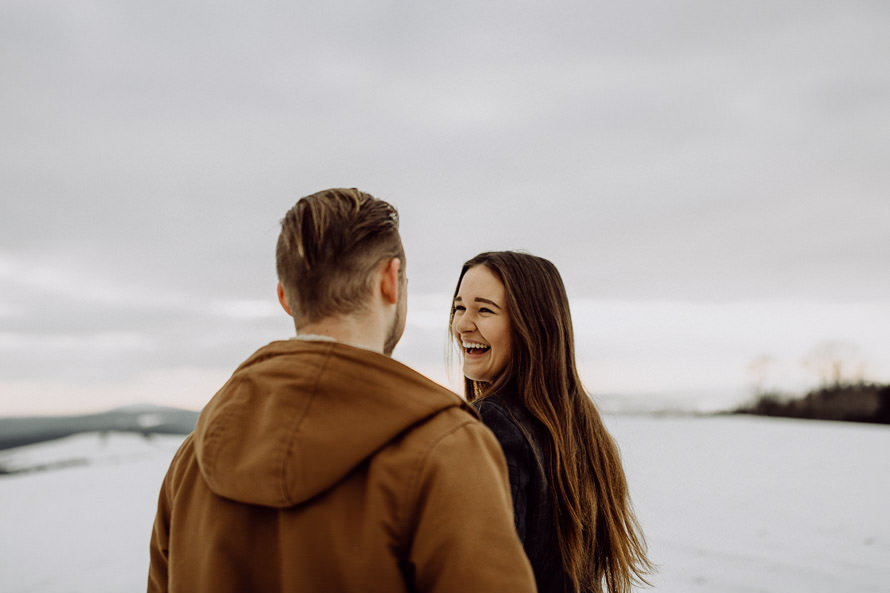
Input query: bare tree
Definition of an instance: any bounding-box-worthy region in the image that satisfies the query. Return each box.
[802,340,866,388]
[747,354,776,396]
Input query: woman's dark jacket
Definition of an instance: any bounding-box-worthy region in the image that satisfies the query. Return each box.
[473,393,572,593]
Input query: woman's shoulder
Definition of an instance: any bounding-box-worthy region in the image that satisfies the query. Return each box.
[474,393,538,428]
[472,394,543,453]
[472,394,531,433]
[475,394,550,468]
[473,395,522,434]
[472,392,510,414]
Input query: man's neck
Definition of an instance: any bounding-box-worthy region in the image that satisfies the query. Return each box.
[296,314,384,354]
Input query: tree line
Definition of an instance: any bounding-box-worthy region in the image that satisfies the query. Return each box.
[735,341,890,424]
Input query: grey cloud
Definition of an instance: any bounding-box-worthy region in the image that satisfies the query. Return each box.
[2,1,889,410]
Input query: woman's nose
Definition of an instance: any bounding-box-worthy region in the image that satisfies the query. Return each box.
[453,313,475,333]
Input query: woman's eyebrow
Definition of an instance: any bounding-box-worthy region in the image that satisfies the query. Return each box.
[474,297,502,309]
[453,296,502,309]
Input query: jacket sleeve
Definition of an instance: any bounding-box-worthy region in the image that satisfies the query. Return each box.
[475,399,533,543]
[406,421,537,593]
[147,471,171,593]
[147,438,188,593]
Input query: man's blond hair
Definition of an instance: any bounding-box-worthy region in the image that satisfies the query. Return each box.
[275,188,404,324]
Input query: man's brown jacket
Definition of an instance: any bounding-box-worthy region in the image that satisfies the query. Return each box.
[147,339,536,592]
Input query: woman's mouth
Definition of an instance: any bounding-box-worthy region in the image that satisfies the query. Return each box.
[462,341,491,356]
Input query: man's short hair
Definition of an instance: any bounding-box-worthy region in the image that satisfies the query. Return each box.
[276,188,404,324]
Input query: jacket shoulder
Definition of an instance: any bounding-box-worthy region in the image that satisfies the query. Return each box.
[375,405,504,518]
[161,432,199,495]
[391,406,488,467]
[379,406,537,592]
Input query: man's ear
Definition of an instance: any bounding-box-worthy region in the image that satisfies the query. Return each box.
[277,282,293,316]
[379,258,401,305]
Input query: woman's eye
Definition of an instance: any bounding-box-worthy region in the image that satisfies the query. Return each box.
[453,305,466,312]
[479,307,493,314]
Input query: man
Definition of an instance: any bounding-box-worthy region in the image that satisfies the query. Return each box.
[147,188,536,593]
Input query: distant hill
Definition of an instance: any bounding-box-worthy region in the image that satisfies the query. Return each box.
[0,405,200,451]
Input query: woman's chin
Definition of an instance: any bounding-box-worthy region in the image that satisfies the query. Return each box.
[462,367,492,383]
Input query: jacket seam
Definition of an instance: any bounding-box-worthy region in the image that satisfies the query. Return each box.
[403,416,476,541]
[278,341,336,506]
[200,378,241,492]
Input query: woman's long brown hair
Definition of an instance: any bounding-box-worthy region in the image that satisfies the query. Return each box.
[450,251,653,593]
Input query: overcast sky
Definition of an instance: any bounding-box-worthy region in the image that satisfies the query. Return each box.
[2,1,889,415]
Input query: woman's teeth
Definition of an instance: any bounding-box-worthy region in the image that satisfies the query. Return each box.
[463,342,490,353]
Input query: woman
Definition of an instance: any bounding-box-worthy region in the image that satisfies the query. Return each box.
[450,251,652,593]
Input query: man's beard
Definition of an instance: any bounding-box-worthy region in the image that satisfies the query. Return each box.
[383,291,407,356]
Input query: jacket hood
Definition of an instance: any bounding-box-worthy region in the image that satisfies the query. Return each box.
[192,339,470,508]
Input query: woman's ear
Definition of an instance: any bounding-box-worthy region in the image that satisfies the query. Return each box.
[277,282,293,316]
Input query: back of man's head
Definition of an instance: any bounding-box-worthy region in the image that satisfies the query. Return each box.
[276,188,404,325]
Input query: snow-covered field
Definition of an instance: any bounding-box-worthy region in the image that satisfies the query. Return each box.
[1,415,887,592]
[607,415,889,593]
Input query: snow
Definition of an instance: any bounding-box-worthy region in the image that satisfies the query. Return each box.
[0,433,183,593]
[1,416,888,592]
[605,415,890,593]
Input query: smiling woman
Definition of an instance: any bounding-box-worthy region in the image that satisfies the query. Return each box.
[449,251,653,593]
[452,265,513,382]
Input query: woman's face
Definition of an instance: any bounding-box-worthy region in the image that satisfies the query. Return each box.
[452,265,513,383]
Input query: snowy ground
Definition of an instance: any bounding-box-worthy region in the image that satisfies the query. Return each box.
[607,415,890,593]
[0,415,887,592]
